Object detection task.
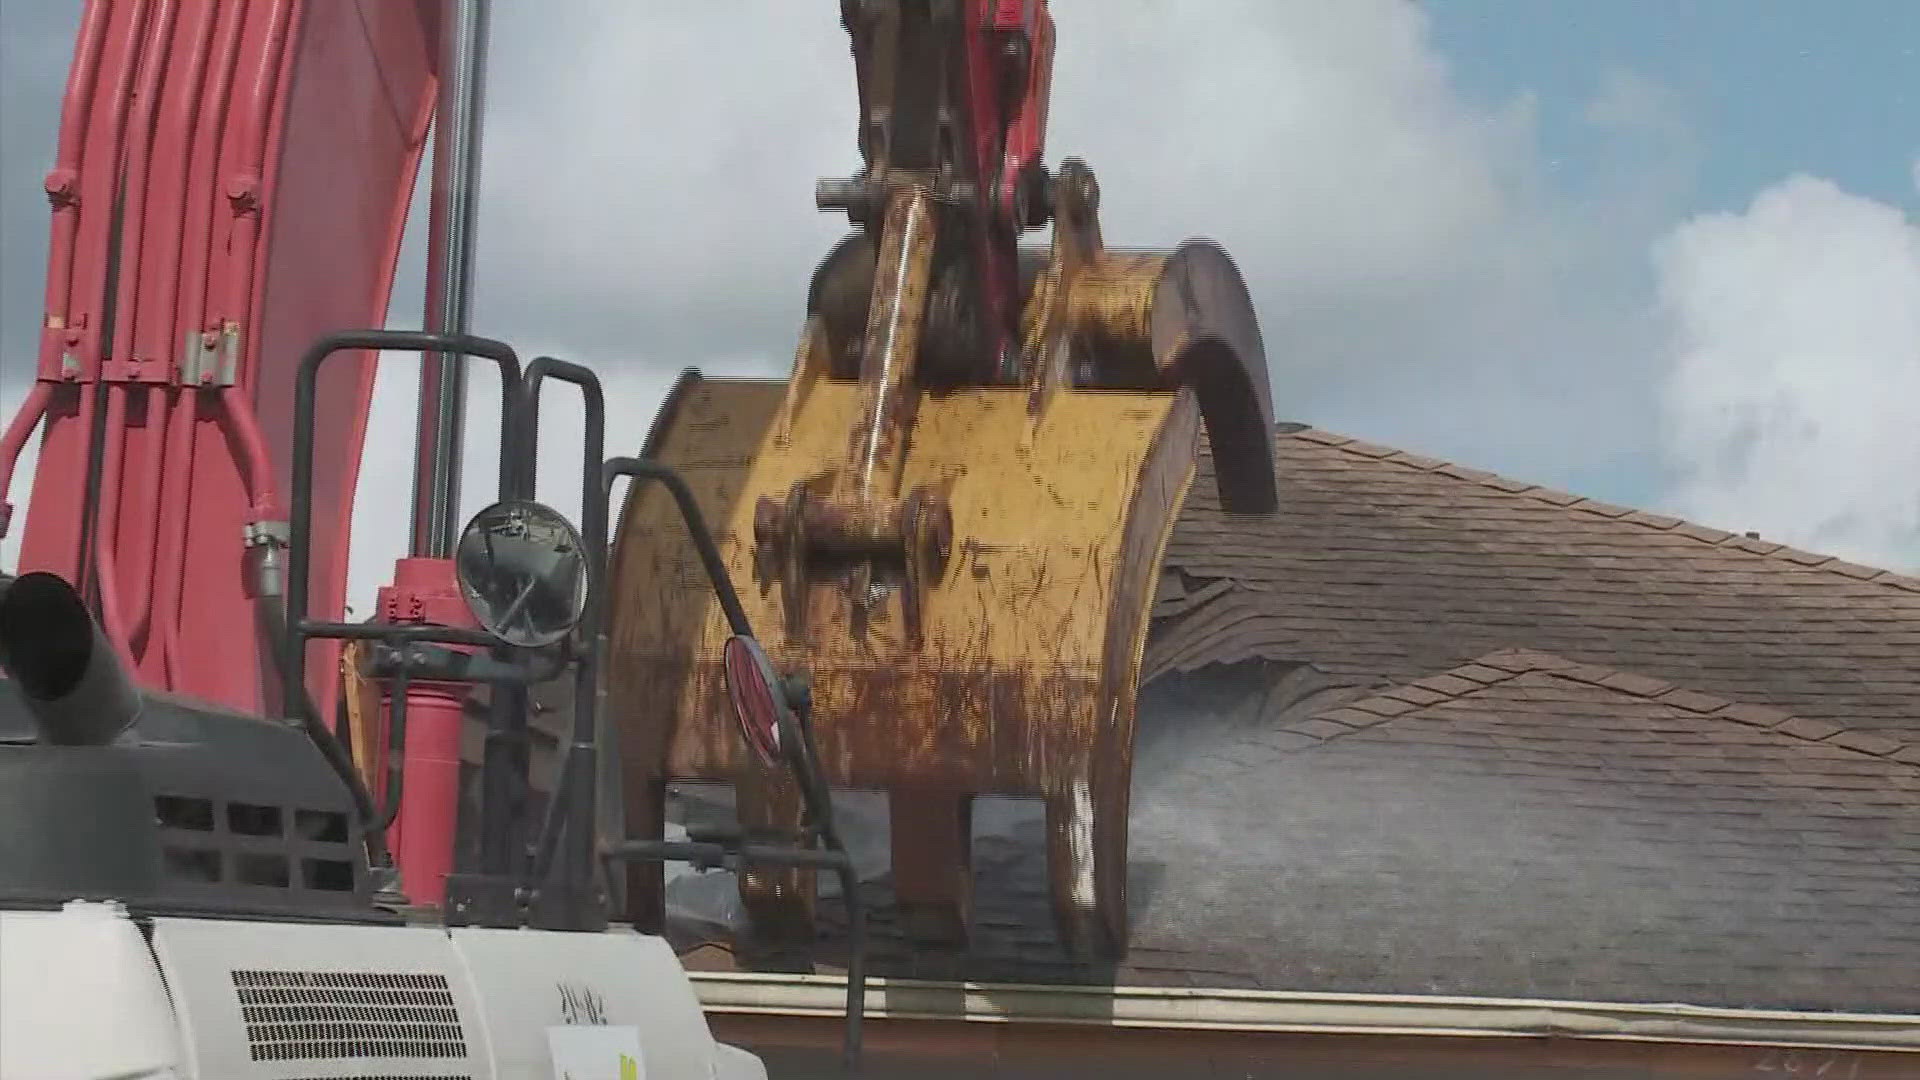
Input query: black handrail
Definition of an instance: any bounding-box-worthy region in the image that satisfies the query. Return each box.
[283,330,521,864]
[601,457,751,636]
[512,357,607,904]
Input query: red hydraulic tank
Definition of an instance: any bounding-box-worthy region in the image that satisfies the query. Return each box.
[375,555,475,909]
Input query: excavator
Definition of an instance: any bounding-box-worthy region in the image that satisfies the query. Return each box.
[0,1,1276,1078]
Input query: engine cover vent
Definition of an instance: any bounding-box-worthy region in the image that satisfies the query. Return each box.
[231,969,467,1062]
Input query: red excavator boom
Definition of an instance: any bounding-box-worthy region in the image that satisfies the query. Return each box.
[0,0,441,722]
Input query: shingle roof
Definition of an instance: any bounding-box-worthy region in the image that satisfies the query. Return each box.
[1150,426,1920,744]
[1125,651,1920,1010]
[1301,648,1920,765]
[716,650,1919,1011]
[664,424,1920,1016]
[673,647,1920,1010]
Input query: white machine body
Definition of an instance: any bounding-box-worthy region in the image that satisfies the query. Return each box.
[0,900,765,1080]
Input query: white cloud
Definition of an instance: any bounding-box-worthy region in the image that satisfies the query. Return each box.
[1654,174,1920,570]
[1049,0,1535,294]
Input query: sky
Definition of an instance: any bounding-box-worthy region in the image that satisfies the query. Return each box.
[1,0,1917,615]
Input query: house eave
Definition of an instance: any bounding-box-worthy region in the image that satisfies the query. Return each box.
[690,973,1920,1053]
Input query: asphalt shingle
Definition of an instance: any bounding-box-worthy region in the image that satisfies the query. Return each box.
[1151,428,1920,746]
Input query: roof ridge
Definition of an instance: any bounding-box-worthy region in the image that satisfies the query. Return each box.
[1279,426,1920,595]
[1301,649,1920,766]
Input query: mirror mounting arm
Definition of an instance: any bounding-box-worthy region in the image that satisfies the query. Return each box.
[370,639,570,686]
[602,457,752,637]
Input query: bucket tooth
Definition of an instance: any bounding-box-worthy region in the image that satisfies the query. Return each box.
[891,790,975,949]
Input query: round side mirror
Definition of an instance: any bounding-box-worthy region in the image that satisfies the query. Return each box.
[454,499,590,649]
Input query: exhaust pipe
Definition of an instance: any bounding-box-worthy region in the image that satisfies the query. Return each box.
[0,571,143,745]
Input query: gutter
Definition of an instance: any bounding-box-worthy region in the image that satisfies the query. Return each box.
[690,973,1920,1053]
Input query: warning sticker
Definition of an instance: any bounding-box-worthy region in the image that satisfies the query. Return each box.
[546,1024,646,1080]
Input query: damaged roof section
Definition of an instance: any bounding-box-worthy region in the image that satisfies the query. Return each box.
[754,648,1920,1013]
[671,424,1920,1016]
[1128,650,1920,1010]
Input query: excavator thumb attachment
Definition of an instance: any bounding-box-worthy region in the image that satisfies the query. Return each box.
[606,239,1277,963]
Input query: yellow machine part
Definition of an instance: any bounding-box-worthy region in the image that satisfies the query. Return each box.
[613,376,1198,781]
[605,227,1279,960]
[607,374,1204,954]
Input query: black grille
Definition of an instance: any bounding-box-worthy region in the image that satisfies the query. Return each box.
[156,795,358,897]
[231,969,468,1062]
[0,686,378,919]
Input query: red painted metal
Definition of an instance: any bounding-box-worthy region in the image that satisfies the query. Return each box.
[24,1,148,591]
[9,0,438,728]
[150,0,250,692]
[994,3,1053,221]
[389,679,469,907]
[10,0,436,717]
[234,0,439,723]
[91,387,135,668]
[35,0,111,385]
[376,556,479,907]
[956,0,1055,368]
[120,0,220,678]
[91,0,183,673]
[22,0,112,577]
[1,0,493,909]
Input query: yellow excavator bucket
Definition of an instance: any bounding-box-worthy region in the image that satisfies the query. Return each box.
[606,231,1279,961]
[604,0,1279,968]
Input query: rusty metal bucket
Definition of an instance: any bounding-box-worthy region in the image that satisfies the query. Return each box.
[605,236,1277,963]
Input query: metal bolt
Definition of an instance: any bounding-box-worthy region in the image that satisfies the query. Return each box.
[43,169,78,208]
